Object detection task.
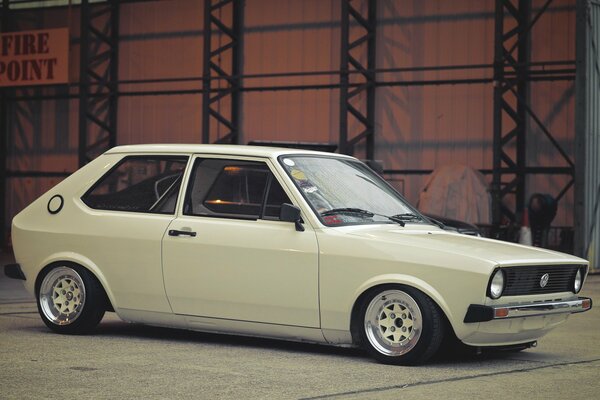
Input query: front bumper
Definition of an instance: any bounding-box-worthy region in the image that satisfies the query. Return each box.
[464,297,592,323]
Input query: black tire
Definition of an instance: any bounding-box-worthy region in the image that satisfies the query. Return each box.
[36,263,106,335]
[356,285,445,365]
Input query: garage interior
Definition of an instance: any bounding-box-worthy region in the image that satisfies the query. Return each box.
[0,0,598,270]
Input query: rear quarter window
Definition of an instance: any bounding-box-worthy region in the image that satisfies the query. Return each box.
[82,155,188,214]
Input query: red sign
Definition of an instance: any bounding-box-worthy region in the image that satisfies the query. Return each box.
[0,28,69,87]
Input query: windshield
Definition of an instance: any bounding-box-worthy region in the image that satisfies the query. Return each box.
[279,155,426,227]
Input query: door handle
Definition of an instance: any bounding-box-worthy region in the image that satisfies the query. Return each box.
[168,229,197,237]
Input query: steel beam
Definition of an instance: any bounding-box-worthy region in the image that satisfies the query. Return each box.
[78,0,119,167]
[202,0,243,144]
[0,0,9,245]
[492,0,532,224]
[574,0,588,259]
[339,0,377,159]
[515,0,531,219]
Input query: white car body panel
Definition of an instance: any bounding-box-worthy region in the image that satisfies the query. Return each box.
[163,216,320,327]
[10,144,591,351]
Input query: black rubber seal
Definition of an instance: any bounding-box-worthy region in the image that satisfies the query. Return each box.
[4,264,26,280]
[47,194,64,214]
[464,304,495,323]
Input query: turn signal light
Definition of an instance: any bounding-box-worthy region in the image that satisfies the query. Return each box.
[494,308,509,318]
[582,299,592,310]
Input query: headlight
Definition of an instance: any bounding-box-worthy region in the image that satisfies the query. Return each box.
[488,269,505,299]
[574,269,583,293]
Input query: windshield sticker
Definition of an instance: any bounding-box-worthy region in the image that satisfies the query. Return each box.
[283,158,295,166]
[291,169,306,180]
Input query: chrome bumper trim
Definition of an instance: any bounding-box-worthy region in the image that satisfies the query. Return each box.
[493,297,592,319]
[464,297,592,323]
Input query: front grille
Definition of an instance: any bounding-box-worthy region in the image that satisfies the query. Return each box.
[502,265,584,296]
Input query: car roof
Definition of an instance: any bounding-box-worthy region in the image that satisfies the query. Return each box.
[105,144,354,159]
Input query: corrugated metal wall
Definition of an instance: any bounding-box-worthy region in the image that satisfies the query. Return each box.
[243,0,339,144]
[4,0,580,235]
[375,0,495,211]
[575,0,600,270]
[591,0,599,270]
[119,0,203,144]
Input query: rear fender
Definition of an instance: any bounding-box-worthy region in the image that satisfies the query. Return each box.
[36,252,118,312]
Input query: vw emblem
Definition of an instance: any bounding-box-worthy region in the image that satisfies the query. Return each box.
[540,273,550,288]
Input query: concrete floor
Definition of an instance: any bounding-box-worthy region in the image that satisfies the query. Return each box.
[1,249,599,400]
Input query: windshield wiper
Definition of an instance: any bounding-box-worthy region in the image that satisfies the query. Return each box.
[391,213,424,222]
[392,212,444,228]
[322,208,373,216]
[424,216,445,229]
[321,208,405,227]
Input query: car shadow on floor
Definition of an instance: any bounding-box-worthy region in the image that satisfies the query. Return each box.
[93,317,367,358]
[88,315,527,366]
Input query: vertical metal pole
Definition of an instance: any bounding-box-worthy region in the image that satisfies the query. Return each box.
[339,0,349,155]
[201,0,241,145]
[78,0,90,167]
[0,92,6,246]
[201,0,212,144]
[231,0,243,145]
[574,0,589,258]
[492,0,531,227]
[109,0,119,149]
[366,0,377,160]
[79,0,118,163]
[516,0,531,216]
[0,0,10,244]
[339,0,376,158]
[492,0,504,226]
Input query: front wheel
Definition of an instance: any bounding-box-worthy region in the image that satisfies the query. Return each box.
[37,264,106,334]
[358,286,444,365]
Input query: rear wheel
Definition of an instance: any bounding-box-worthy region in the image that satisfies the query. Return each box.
[358,286,444,365]
[37,264,106,334]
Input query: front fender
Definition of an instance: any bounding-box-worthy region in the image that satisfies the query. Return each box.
[351,274,454,326]
[317,229,494,343]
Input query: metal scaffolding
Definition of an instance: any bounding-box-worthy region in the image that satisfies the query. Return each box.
[339,0,377,159]
[201,0,243,144]
[78,0,119,166]
[491,0,576,226]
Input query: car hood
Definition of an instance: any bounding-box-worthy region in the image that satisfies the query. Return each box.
[340,224,586,266]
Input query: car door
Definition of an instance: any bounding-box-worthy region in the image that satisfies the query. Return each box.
[162,155,320,328]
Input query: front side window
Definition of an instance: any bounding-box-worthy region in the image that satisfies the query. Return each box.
[184,158,291,220]
[82,156,188,214]
[279,155,426,227]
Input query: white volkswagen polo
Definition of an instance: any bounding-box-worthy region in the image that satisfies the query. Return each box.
[5,144,592,365]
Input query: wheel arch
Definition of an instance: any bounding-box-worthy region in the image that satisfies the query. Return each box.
[35,253,115,312]
[349,275,456,345]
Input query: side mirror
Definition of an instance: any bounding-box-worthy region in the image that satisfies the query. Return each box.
[280,203,305,232]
